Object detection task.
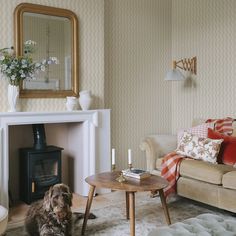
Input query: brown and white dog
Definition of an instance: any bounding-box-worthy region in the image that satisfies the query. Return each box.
[25,183,95,236]
[25,183,73,236]
[25,184,96,236]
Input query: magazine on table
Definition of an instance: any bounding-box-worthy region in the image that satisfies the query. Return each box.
[122,168,151,179]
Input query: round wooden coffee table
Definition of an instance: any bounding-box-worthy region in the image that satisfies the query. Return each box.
[81,171,171,236]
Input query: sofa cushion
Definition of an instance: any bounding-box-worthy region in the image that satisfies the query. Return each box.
[177,122,213,145]
[176,131,223,164]
[206,117,234,135]
[179,159,234,184]
[222,171,236,190]
[156,157,234,185]
[177,177,220,207]
[208,128,236,165]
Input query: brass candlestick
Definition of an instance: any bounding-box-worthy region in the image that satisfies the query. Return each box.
[116,172,126,183]
[129,163,132,170]
[112,164,116,172]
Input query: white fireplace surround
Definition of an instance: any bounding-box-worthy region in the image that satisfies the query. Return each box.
[0,109,110,208]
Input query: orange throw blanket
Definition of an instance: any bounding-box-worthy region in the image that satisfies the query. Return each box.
[161,152,184,197]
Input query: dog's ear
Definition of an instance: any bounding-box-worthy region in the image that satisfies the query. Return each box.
[65,185,73,207]
[43,187,53,211]
[68,190,73,207]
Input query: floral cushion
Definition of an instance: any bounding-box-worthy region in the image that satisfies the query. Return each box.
[176,131,223,164]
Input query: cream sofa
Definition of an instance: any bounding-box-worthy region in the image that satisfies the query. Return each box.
[140,122,236,213]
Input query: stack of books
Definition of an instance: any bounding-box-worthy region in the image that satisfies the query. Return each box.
[122,168,151,180]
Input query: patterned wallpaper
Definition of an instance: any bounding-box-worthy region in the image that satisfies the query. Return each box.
[0,0,104,111]
[4,0,232,172]
[0,0,172,172]
[105,0,236,170]
[171,0,236,133]
[104,0,172,170]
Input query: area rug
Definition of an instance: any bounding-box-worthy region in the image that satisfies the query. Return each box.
[5,193,234,236]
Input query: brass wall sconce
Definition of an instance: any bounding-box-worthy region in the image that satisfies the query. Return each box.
[165,56,197,81]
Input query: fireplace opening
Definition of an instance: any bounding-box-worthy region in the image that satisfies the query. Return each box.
[19,124,63,204]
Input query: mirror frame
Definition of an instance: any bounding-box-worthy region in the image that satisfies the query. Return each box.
[14,3,79,98]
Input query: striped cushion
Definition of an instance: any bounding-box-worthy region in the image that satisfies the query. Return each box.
[206,117,234,135]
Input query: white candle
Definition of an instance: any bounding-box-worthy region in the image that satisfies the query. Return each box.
[112,148,115,165]
[128,149,132,164]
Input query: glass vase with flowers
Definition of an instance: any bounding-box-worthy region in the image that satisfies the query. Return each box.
[0,40,58,112]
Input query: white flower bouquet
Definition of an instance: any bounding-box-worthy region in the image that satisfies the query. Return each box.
[0,40,58,86]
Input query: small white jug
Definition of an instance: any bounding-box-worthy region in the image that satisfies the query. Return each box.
[66,96,78,111]
[79,90,92,110]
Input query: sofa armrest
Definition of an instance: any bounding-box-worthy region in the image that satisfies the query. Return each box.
[139,134,177,172]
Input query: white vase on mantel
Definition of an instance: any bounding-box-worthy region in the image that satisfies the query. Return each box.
[79,90,92,110]
[66,96,78,111]
[8,84,20,112]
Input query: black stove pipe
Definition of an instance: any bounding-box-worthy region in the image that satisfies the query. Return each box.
[32,124,47,150]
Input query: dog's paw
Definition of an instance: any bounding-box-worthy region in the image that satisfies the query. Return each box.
[73,212,84,220]
[73,212,96,223]
[88,213,96,219]
[150,190,159,198]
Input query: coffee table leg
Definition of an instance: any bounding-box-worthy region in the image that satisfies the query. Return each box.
[159,189,171,225]
[128,191,135,236]
[81,185,96,235]
[126,191,130,219]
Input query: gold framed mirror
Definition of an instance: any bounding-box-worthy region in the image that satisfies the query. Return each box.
[14,3,79,98]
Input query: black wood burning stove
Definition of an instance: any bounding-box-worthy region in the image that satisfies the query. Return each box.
[19,124,63,204]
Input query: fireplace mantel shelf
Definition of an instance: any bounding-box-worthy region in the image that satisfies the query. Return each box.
[0,110,102,127]
[0,109,111,208]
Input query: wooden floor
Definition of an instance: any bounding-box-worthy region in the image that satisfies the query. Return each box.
[8,191,124,229]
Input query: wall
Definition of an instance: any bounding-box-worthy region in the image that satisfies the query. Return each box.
[0,0,104,111]
[104,0,172,169]
[5,0,231,173]
[172,0,236,133]
[1,0,172,181]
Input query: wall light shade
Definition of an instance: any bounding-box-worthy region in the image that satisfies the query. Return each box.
[164,56,197,81]
[164,69,185,81]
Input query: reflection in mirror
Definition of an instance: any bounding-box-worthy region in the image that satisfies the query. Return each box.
[14,3,79,98]
[23,13,71,91]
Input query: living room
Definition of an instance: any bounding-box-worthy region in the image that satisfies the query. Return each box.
[0,0,236,235]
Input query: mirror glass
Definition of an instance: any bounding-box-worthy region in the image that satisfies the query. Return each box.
[14,3,79,98]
